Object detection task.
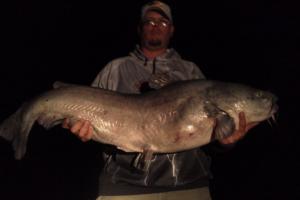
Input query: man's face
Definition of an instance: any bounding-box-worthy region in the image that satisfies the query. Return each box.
[139,11,174,51]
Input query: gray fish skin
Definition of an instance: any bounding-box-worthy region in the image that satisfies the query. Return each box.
[0,79,278,160]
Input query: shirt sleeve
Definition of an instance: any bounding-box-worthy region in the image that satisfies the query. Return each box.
[91,60,121,91]
[190,62,206,80]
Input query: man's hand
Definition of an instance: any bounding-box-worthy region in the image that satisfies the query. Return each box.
[149,72,174,89]
[219,112,258,145]
[62,119,93,142]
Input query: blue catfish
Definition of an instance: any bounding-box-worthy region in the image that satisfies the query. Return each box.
[0,80,278,160]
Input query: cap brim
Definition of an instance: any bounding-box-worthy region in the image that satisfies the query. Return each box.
[144,8,171,22]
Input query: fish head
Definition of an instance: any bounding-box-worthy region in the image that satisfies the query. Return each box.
[206,82,278,126]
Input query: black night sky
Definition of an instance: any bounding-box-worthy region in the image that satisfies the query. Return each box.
[1,0,299,199]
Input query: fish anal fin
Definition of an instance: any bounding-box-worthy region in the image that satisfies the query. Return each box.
[116,146,132,152]
[37,113,65,130]
[53,81,72,89]
[133,148,154,172]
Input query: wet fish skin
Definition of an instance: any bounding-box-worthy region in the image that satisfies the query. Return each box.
[0,80,278,160]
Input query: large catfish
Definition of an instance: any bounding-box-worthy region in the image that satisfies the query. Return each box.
[0,80,278,161]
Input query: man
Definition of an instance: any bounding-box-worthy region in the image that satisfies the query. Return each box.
[64,1,256,199]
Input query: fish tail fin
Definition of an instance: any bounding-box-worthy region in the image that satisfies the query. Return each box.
[13,118,36,160]
[0,107,23,142]
[0,105,37,160]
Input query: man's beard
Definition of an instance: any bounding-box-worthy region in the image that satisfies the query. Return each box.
[147,39,162,48]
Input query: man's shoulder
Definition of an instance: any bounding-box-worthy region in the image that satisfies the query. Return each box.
[108,56,132,65]
[180,59,197,66]
[107,55,140,67]
[102,56,130,71]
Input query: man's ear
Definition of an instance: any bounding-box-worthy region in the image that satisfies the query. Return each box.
[170,25,175,37]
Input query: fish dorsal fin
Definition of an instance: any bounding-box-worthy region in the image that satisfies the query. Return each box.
[53,81,73,89]
[204,101,235,140]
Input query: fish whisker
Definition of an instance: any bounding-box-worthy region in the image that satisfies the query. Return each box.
[267,119,273,128]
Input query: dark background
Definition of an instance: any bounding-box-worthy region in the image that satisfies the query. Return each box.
[1,0,299,199]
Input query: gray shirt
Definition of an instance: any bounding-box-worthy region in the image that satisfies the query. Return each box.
[92,47,205,93]
[92,46,212,195]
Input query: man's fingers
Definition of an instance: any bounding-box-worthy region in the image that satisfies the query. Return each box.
[220,137,235,145]
[62,118,70,129]
[245,122,259,132]
[220,113,260,145]
[63,119,93,142]
[70,120,84,134]
[220,112,246,144]
[80,125,93,142]
[78,121,91,141]
[87,125,94,140]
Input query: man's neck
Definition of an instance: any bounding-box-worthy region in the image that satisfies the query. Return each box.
[141,47,167,60]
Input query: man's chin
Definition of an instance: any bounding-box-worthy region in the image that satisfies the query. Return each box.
[149,41,161,46]
[145,41,164,50]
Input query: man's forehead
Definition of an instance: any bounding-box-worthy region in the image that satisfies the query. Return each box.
[144,10,170,21]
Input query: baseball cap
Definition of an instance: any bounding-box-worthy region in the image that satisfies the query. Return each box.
[141,1,173,23]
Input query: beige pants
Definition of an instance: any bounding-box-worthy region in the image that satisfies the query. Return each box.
[96,187,212,200]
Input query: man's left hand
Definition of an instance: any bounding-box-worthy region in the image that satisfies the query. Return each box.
[219,112,258,145]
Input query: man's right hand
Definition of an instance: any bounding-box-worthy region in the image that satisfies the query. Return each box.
[62,119,93,142]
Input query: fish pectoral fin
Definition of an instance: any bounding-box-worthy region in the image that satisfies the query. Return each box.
[213,112,235,140]
[204,101,235,140]
[132,149,154,172]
